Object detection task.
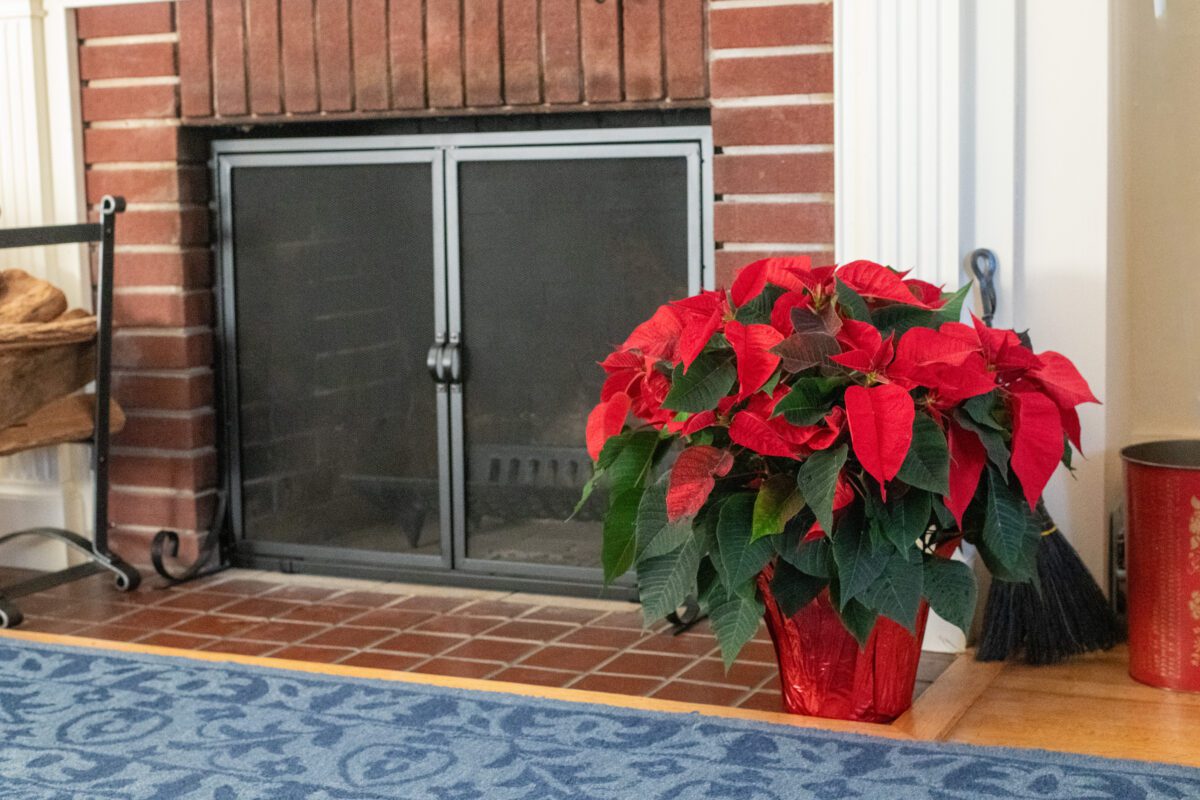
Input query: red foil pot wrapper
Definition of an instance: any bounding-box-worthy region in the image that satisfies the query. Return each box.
[1122,440,1200,692]
[758,564,929,723]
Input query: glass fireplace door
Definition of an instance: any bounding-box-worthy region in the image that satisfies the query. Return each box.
[448,143,702,581]
[219,150,450,568]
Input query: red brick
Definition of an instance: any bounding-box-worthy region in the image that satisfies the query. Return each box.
[84,126,185,164]
[542,0,581,103]
[710,4,833,49]
[463,0,502,106]
[111,250,211,289]
[281,0,319,113]
[212,0,248,116]
[714,152,834,195]
[716,249,833,286]
[714,201,834,243]
[664,0,705,99]
[111,451,218,491]
[501,0,539,104]
[81,84,177,121]
[713,104,834,146]
[79,42,176,81]
[113,289,212,328]
[113,369,213,411]
[115,411,216,450]
[86,167,207,205]
[388,0,425,109]
[108,488,216,530]
[76,3,174,39]
[351,0,389,110]
[622,0,663,101]
[578,0,618,102]
[177,0,212,116]
[711,53,833,98]
[316,0,353,111]
[246,0,283,115]
[112,329,213,369]
[111,208,208,247]
[426,0,463,107]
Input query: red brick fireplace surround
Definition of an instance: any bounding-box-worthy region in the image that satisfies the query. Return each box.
[79,0,834,569]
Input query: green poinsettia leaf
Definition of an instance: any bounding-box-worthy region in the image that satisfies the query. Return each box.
[963,391,1005,431]
[635,476,694,562]
[637,536,702,626]
[876,489,932,552]
[773,376,845,425]
[715,493,776,587]
[832,586,877,647]
[835,279,872,323]
[978,467,1041,582]
[860,546,924,632]
[606,430,661,497]
[832,505,891,609]
[896,413,950,495]
[734,285,787,325]
[923,555,977,635]
[663,352,737,413]
[935,282,972,325]
[796,443,849,534]
[602,487,644,583]
[775,527,833,578]
[750,475,805,542]
[770,560,828,618]
[708,582,765,670]
[872,304,935,336]
[955,410,1011,475]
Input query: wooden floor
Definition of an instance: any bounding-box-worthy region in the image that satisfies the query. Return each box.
[897,645,1200,767]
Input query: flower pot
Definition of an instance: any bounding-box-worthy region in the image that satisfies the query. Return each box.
[757,565,930,723]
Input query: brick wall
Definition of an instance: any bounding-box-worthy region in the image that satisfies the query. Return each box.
[709,1,835,283]
[75,0,835,569]
[78,3,213,567]
[175,0,708,119]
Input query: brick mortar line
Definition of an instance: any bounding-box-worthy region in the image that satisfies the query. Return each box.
[81,33,180,47]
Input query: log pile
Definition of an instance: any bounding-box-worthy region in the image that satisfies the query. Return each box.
[0,269,123,454]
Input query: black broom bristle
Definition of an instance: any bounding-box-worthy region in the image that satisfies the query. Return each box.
[976,517,1124,665]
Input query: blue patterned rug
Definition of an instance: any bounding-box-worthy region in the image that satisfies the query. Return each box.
[0,637,1195,799]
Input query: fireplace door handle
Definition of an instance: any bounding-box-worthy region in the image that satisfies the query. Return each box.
[441,341,462,384]
[426,341,445,383]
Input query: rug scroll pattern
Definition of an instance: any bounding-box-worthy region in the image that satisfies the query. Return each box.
[0,641,1195,799]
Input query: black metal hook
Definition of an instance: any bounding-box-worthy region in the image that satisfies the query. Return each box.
[968,248,999,326]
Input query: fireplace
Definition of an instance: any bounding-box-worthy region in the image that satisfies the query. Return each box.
[214,127,712,591]
[71,1,835,583]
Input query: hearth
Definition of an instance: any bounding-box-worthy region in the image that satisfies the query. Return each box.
[213,127,712,593]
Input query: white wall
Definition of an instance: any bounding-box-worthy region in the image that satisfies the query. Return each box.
[1017,1,1111,582]
[1110,0,1200,451]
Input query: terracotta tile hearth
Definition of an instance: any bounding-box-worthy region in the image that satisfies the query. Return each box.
[0,567,952,711]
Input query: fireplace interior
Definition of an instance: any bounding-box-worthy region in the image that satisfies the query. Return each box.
[215,122,712,592]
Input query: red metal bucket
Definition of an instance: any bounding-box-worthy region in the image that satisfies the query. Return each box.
[1122,440,1200,692]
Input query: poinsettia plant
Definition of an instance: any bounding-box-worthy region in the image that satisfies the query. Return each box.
[582,257,1098,666]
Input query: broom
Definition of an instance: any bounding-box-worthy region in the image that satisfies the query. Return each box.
[967,249,1124,664]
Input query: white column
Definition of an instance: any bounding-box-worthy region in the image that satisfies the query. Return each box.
[834,0,961,287]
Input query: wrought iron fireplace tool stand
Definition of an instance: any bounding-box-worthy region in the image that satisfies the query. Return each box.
[0,196,141,627]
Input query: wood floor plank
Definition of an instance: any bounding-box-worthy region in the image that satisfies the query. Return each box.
[946,685,1200,766]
